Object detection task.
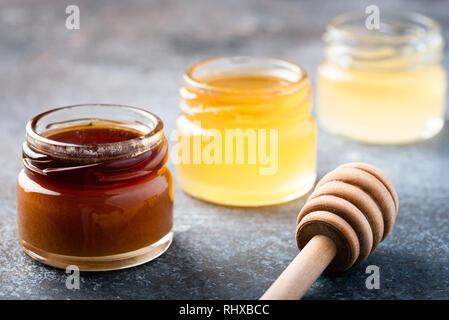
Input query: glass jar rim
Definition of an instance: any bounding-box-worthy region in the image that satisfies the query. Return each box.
[326,11,441,45]
[323,11,443,71]
[26,104,164,162]
[183,56,309,96]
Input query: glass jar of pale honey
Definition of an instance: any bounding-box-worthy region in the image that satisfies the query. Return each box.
[175,57,316,206]
[17,104,173,271]
[317,12,446,144]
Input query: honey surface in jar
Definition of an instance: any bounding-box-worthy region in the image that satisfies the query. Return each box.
[46,125,144,144]
[176,57,316,206]
[17,113,173,271]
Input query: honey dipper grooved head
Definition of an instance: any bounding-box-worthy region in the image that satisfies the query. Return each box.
[296,163,398,272]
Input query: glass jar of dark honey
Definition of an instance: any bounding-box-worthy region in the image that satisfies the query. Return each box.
[17,104,173,271]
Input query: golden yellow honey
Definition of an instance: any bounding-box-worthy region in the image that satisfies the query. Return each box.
[317,12,446,144]
[175,57,316,206]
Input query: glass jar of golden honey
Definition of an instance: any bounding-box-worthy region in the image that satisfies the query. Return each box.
[175,57,316,206]
[17,104,173,271]
[317,12,446,144]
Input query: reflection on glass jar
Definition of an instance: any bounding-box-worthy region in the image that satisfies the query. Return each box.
[175,57,316,207]
[317,12,446,144]
[17,104,173,271]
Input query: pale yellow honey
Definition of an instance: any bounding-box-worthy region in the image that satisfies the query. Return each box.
[317,62,446,144]
[175,73,316,206]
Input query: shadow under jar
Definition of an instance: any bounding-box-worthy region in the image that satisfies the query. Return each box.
[176,57,316,206]
[17,104,173,271]
[317,12,446,144]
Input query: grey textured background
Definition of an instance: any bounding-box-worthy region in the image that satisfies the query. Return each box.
[0,0,448,299]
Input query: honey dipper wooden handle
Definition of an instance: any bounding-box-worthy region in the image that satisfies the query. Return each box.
[260,235,337,300]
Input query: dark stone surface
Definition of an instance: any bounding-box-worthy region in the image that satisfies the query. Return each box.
[0,0,448,299]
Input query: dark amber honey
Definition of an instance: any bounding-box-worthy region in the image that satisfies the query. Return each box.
[17,106,173,270]
[47,125,143,144]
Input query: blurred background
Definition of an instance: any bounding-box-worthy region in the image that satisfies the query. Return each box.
[0,0,448,299]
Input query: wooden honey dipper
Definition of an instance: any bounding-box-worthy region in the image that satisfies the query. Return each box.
[261,162,399,300]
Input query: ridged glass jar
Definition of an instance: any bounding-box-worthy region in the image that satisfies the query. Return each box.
[175,57,316,206]
[317,12,446,144]
[17,104,173,271]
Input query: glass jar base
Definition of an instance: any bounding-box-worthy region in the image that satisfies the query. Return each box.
[19,231,173,271]
[319,117,445,145]
[178,173,316,207]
